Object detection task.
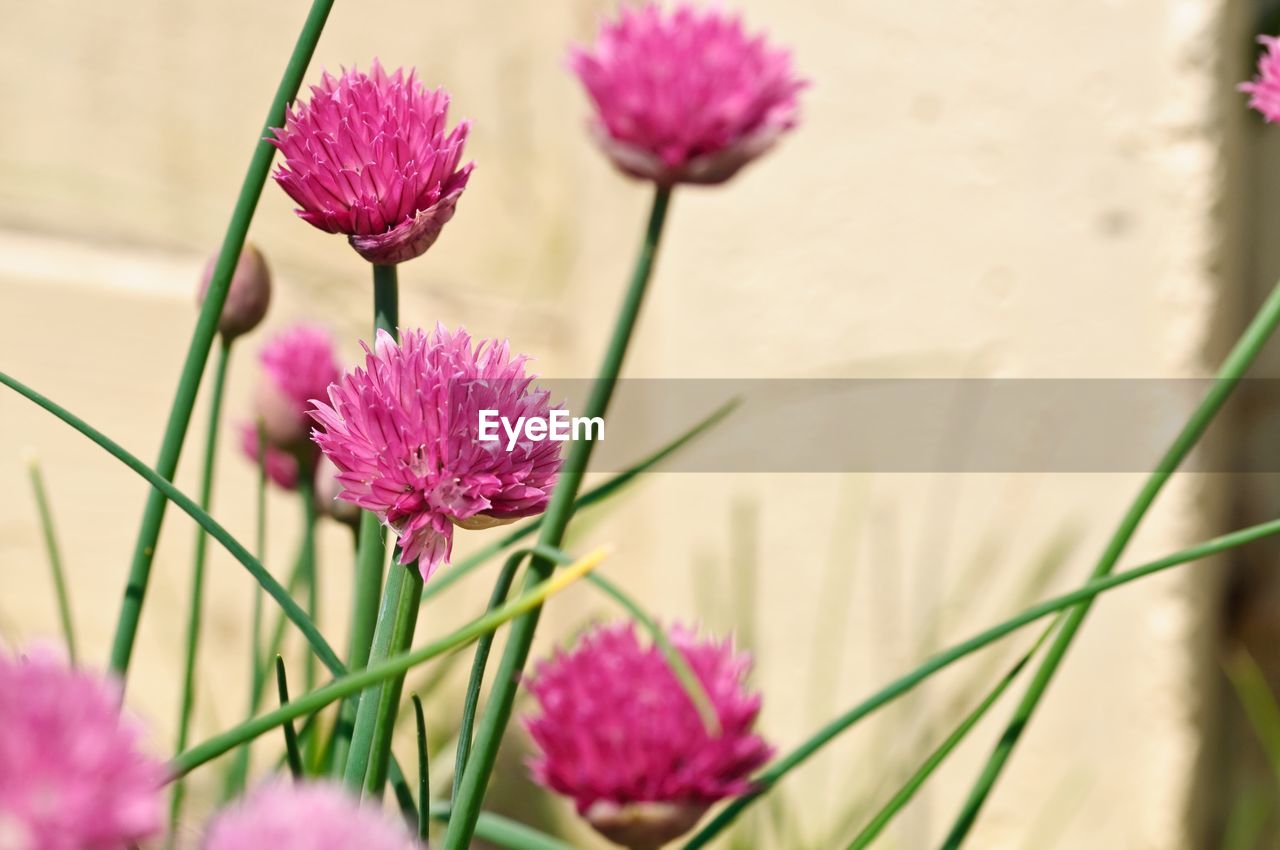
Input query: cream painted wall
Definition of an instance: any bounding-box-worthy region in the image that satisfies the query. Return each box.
[0,0,1256,847]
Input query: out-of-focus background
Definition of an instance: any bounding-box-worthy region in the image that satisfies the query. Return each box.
[7,0,1280,847]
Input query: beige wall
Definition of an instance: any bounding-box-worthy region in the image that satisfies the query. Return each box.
[0,0,1257,847]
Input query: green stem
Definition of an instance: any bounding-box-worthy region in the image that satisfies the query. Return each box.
[299,470,319,694]
[350,516,384,669]
[372,264,399,335]
[342,263,411,797]
[939,278,1280,850]
[170,547,605,778]
[444,185,672,850]
[680,514,1280,848]
[428,803,579,850]
[228,419,269,793]
[420,396,736,606]
[452,549,527,802]
[276,656,304,778]
[108,0,334,686]
[413,695,430,842]
[331,510,387,775]
[356,561,424,798]
[168,340,232,838]
[252,418,268,668]
[224,548,308,797]
[26,456,76,664]
[297,468,322,769]
[0,371,343,679]
[845,624,1057,850]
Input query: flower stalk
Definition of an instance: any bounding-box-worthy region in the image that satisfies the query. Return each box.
[327,270,397,778]
[444,185,672,850]
[26,456,77,664]
[171,547,610,779]
[168,338,233,837]
[108,0,335,686]
[939,278,1280,849]
[341,263,416,796]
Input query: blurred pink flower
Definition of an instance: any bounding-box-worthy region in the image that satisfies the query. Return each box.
[314,455,362,528]
[311,325,561,580]
[525,623,773,848]
[202,781,418,850]
[570,3,805,186]
[0,648,165,850]
[1242,36,1280,122]
[196,243,272,343]
[270,60,473,265]
[255,324,341,451]
[238,422,300,490]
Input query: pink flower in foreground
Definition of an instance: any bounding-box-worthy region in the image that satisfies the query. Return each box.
[525,623,773,849]
[570,3,806,186]
[0,648,165,850]
[238,423,300,490]
[270,60,473,265]
[311,325,562,580]
[202,781,418,850]
[1242,36,1280,122]
[254,324,341,450]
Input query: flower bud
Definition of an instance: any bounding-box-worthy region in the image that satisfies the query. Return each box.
[314,455,362,528]
[196,243,272,342]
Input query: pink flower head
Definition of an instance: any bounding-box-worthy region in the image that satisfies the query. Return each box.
[311,325,562,580]
[0,648,165,850]
[239,422,300,490]
[254,324,341,450]
[270,60,474,265]
[1242,36,1280,122]
[525,623,773,847]
[570,3,806,186]
[202,781,419,850]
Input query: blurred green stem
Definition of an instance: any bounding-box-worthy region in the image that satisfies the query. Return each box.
[444,185,672,850]
[171,547,605,778]
[168,339,232,839]
[26,456,76,664]
[108,0,334,686]
[939,278,1280,850]
[846,623,1057,850]
[224,547,308,797]
[681,513,1280,848]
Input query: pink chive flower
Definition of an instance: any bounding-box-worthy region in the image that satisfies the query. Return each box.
[311,325,562,580]
[1241,36,1280,122]
[254,324,341,451]
[202,781,419,850]
[0,648,166,850]
[239,422,300,490]
[569,3,806,186]
[525,623,773,849]
[269,60,474,265]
